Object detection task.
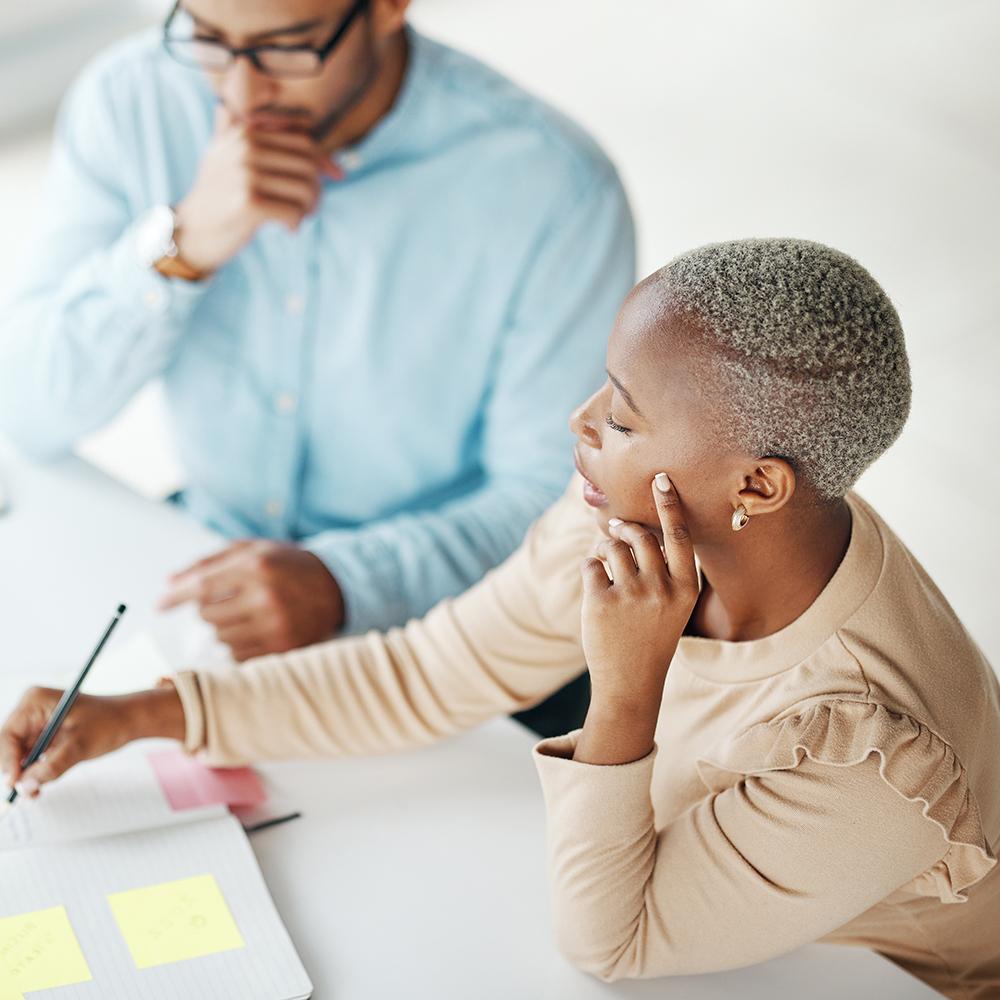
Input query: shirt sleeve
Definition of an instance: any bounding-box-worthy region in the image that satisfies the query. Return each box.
[0,59,210,458]
[303,165,635,634]
[532,734,950,982]
[173,478,598,764]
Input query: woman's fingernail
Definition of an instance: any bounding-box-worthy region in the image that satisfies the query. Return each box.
[17,777,40,797]
[654,472,672,493]
[607,518,623,528]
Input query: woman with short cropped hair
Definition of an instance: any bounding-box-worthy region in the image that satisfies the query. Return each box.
[4,238,997,998]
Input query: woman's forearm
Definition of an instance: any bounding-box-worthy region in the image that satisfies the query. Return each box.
[573,690,661,765]
[125,685,187,743]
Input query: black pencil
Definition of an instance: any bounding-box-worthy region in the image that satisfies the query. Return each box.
[6,603,127,805]
[243,811,302,834]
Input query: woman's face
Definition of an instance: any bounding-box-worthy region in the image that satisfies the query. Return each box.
[569,286,749,544]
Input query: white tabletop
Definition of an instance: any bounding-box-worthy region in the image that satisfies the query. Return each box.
[0,439,941,999]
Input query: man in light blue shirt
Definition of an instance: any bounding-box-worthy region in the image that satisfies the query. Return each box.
[0,0,634,699]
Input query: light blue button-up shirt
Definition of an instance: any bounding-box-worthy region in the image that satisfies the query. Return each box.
[0,28,635,634]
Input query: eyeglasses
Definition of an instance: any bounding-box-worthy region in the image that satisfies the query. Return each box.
[163,0,370,79]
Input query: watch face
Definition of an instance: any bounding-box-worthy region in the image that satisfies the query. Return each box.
[136,205,176,268]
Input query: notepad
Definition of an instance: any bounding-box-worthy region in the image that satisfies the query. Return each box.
[0,811,312,1000]
[0,745,224,851]
[0,686,312,1000]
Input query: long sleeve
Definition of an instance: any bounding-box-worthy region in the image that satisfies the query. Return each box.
[0,58,209,458]
[303,166,635,634]
[173,477,601,763]
[532,735,950,981]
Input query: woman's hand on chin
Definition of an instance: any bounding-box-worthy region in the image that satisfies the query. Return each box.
[575,473,699,765]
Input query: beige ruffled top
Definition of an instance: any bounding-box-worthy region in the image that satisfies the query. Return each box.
[173,477,1000,998]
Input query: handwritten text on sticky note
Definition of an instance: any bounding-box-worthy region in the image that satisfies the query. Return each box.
[108,873,245,969]
[0,905,92,999]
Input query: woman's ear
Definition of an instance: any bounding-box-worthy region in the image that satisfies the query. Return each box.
[735,458,796,517]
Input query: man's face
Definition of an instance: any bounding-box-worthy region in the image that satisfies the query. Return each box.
[177,0,382,133]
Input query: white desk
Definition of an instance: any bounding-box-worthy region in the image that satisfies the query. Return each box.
[0,440,941,999]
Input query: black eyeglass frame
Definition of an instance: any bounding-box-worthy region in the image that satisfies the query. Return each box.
[163,0,371,78]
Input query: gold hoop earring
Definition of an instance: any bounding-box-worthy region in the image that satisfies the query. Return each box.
[731,505,749,531]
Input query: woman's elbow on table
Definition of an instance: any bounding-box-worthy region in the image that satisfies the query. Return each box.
[552,912,653,984]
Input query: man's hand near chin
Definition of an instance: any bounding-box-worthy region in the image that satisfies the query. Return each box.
[158,541,344,661]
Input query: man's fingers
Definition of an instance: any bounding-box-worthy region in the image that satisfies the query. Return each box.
[252,174,318,214]
[166,543,245,585]
[321,158,345,182]
[249,193,309,231]
[158,577,201,611]
[651,473,698,588]
[229,641,271,663]
[247,146,321,183]
[199,596,255,628]
[249,126,318,154]
[247,131,341,180]
[215,621,261,648]
[159,562,245,611]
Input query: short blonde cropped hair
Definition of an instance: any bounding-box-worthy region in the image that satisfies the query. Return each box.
[652,238,911,500]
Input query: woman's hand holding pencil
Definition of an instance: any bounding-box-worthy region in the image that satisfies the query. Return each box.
[0,605,185,800]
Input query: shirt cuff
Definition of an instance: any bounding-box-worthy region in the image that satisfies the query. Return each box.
[106,218,213,323]
[533,729,658,839]
[167,671,207,755]
[304,529,408,635]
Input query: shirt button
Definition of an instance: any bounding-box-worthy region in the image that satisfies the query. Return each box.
[340,150,362,172]
[285,294,304,315]
[265,499,284,519]
[274,392,297,415]
[144,287,166,312]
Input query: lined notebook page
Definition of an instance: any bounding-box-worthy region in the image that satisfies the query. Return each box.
[0,813,313,999]
[0,743,223,850]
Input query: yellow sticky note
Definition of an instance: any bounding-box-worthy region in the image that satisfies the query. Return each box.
[108,873,245,970]
[0,905,92,999]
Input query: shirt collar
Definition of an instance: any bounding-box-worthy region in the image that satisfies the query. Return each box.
[336,26,433,174]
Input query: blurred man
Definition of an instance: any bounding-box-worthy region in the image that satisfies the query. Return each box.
[0,0,634,725]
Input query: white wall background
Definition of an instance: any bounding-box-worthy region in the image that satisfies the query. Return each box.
[1,0,998,665]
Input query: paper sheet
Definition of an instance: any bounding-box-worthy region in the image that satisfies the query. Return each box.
[0,744,223,851]
[0,813,312,999]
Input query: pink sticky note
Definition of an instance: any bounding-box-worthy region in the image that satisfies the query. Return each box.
[148,749,267,812]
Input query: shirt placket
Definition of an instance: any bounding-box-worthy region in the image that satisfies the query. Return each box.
[261,228,313,539]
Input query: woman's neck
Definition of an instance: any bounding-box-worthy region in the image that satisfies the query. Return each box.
[689,499,853,642]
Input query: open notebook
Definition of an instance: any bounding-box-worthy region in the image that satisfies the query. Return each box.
[0,702,313,999]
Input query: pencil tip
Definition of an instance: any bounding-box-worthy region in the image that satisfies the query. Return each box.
[117,603,127,615]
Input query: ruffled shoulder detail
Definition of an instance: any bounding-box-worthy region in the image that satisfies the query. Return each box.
[695,699,997,904]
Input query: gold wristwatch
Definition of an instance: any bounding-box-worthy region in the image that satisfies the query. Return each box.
[135,204,205,282]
